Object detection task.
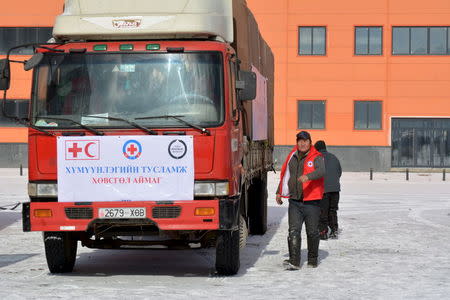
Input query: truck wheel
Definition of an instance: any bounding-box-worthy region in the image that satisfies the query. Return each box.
[248,173,268,235]
[215,228,240,275]
[43,232,77,273]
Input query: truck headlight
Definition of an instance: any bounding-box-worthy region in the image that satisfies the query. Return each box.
[28,183,58,198]
[194,181,229,197]
[214,182,229,196]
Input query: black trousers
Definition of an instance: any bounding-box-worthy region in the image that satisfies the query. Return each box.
[288,199,321,261]
[319,192,340,232]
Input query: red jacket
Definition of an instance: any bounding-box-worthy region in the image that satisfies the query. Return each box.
[278,146,324,201]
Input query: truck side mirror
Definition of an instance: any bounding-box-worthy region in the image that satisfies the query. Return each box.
[3,99,29,120]
[236,70,256,101]
[24,53,44,71]
[0,59,11,91]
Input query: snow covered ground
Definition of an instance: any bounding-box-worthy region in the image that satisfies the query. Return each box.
[0,168,449,299]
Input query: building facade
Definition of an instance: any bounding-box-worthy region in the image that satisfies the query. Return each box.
[1,0,450,170]
[247,0,450,170]
[0,0,62,167]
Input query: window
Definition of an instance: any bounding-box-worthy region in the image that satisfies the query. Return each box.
[0,27,53,55]
[355,27,382,55]
[298,100,325,129]
[354,101,382,130]
[392,26,450,55]
[430,27,448,54]
[392,118,450,167]
[0,100,29,126]
[298,27,326,55]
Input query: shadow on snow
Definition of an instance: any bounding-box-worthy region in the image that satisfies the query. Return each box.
[0,211,21,231]
[66,206,288,277]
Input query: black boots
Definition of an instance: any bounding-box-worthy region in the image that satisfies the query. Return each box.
[284,235,301,270]
[329,214,339,239]
[307,260,318,268]
[329,227,338,239]
[319,228,328,240]
[307,236,319,268]
[284,235,320,269]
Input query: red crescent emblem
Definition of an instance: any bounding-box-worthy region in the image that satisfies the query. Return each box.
[84,142,96,158]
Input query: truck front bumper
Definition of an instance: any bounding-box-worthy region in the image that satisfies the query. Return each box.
[23,198,239,232]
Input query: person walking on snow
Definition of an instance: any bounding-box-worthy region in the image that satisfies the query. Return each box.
[314,140,342,240]
[276,131,325,270]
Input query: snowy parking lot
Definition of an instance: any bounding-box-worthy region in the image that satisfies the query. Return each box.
[0,169,449,299]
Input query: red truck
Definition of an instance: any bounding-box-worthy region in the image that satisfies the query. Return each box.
[0,0,273,275]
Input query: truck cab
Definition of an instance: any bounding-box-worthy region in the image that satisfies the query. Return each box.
[0,0,273,276]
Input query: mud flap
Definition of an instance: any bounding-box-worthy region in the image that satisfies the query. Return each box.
[22,202,30,232]
[219,196,240,230]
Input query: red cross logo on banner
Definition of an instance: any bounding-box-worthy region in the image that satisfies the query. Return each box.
[68,143,83,158]
[65,140,100,160]
[127,144,138,155]
[123,140,142,160]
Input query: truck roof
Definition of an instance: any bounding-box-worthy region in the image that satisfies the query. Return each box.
[53,0,233,42]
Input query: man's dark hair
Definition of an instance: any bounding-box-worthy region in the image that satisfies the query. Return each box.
[314,140,326,151]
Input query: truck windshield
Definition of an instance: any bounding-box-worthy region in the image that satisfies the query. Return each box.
[32,52,224,128]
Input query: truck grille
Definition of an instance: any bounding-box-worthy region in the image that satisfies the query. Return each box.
[65,207,93,219]
[152,206,181,219]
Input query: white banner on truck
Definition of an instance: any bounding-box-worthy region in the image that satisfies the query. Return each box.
[57,135,194,202]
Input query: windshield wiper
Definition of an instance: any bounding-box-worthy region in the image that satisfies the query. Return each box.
[84,115,157,135]
[29,123,55,136]
[135,115,211,135]
[34,116,104,136]
[16,118,55,136]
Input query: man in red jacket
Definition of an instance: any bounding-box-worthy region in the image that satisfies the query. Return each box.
[276,131,325,270]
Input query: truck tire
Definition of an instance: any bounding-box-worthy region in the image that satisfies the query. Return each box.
[239,214,248,249]
[43,232,77,273]
[215,228,240,275]
[248,173,268,235]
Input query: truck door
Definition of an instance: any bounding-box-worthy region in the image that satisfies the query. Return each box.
[229,60,243,195]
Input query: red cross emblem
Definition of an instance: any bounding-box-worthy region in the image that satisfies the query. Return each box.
[127,144,138,155]
[68,143,83,158]
[65,140,100,160]
[123,140,142,160]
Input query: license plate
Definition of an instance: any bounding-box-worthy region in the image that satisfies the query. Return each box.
[98,207,146,219]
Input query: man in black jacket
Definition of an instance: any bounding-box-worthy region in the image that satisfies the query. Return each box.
[314,140,342,239]
[276,131,325,269]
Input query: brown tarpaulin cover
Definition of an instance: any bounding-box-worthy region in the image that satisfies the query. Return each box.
[232,0,274,147]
